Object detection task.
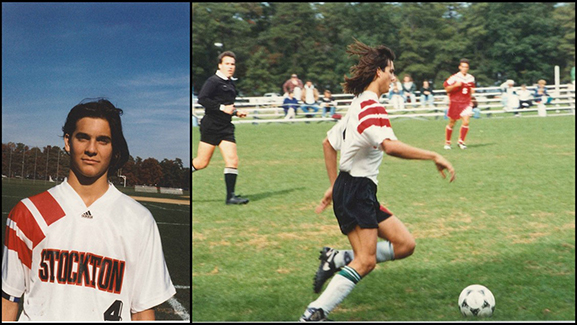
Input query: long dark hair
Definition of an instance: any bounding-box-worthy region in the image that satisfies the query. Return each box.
[62,98,129,176]
[342,39,396,96]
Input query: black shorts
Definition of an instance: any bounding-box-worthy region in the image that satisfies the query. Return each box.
[199,116,235,146]
[332,172,393,235]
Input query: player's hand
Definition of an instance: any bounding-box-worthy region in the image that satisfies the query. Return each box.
[315,187,333,214]
[223,104,235,115]
[434,154,455,183]
[236,109,248,118]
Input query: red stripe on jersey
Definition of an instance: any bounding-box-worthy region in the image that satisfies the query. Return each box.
[360,99,378,109]
[5,226,32,269]
[358,104,388,121]
[7,201,46,248]
[357,117,392,134]
[29,191,65,226]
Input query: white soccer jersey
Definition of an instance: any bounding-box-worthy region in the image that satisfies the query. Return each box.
[2,179,176,321]
[338,91,397,185]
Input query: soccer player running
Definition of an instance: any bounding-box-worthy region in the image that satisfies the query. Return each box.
[299,39,455,322]
[2,99,176,321]
[192,51,250,205]
[443,59,476,150]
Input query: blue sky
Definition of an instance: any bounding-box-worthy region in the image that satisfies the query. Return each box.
[2,2,190,166]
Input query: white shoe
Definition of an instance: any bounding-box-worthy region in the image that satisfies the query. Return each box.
[444,145,451,150]
[458,143,467,149]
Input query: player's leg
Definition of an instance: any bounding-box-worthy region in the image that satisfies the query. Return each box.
[192,141,216,172]
[219,140,248,205]
[302,226,377,321]
[445,117,457,149]
[458,114,470,149]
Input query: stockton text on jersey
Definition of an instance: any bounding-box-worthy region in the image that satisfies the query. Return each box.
[38,248,126,294]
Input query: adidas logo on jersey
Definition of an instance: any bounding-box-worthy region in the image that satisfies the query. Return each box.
[82,210,93,219]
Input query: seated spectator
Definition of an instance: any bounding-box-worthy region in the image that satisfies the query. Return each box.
[517,84,533,114]
[388,83,405,110]
[320,90,336,118]
[402,74,417,104]
[300,80,320,117]
[420,80,435,108]
[534,79,552,105]
[282,91,299,119]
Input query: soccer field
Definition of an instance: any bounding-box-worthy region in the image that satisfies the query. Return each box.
[1,179,191,321]
[192,116,575,321]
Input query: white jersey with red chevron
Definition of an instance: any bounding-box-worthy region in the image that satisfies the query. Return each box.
[338,91,397,185]
[2,179,176,321]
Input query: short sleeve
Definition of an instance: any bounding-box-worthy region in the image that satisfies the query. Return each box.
[356,99,397,148]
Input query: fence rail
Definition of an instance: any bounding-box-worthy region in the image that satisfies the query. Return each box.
[193,84,575,124]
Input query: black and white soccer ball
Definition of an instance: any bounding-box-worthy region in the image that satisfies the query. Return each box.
[458,284,495,317]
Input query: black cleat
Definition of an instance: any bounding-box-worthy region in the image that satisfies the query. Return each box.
[313,247,339,293]
[299,307,329,322]
[226,195,249,205]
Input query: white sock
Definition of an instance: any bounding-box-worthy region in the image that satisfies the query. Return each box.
[333,241,395,268]
[308,266,360,315]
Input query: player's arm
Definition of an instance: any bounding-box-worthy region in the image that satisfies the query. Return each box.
[444,81,462,94]
[381,139,455,182]
[2,297,19,321]
[315,137,338,214]
[131,308,155,321]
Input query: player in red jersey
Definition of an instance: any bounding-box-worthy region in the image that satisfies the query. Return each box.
[443,59,475,149]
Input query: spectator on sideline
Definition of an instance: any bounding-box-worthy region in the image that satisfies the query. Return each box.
[283,73,304,99]
[301,80,320,118]
[283,91,299,119]
[517,84,533,115]
[420,80,435,107]
[388,83,405,110]
[320,90,337,118]
[401,74,417,104]
[534,79,552,105]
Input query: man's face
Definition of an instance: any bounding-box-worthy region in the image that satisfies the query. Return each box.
[218,56,236,78]
[379,61,396,94]
[65,117,113,180]
[459,62,469,75]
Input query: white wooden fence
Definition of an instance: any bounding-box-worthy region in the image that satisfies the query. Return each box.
[192,84,575,125]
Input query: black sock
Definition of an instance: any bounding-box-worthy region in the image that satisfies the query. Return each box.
[224,168,238,200]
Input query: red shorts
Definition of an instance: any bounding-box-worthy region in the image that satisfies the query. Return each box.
[447,101,472,120]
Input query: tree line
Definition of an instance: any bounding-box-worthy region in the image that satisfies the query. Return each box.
[192,2,575,96]
[2,142,190,190]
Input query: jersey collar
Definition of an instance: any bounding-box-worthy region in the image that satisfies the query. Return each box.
[216,70,238,81]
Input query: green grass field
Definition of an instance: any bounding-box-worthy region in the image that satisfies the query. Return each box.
[192,115,575,321]
[1,178,190,320]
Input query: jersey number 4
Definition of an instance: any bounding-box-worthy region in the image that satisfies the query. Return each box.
[104,300,123,321]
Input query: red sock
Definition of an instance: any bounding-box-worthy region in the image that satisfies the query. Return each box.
[445,126,453,145]
[459,126,469,144]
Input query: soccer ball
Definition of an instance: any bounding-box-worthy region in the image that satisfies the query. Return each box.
[458,284,495,317]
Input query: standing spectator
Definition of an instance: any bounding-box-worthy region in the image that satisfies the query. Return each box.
[388,83,405,110]
[301,80,320,118]
[320,90,336,118]
[499,79,517,110]
[282,91,299,119]
[443,58,475,150]
[420,80,435,107]
[401,74,417,104]
[283,73,304,99]
[534,79,552,105]
[192,51,249,205]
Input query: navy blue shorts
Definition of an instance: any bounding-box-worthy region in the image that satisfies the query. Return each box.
[332,172,393,235]
[199,116,235,146]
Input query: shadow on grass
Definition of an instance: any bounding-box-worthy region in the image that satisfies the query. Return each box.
[192,187,305,203]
